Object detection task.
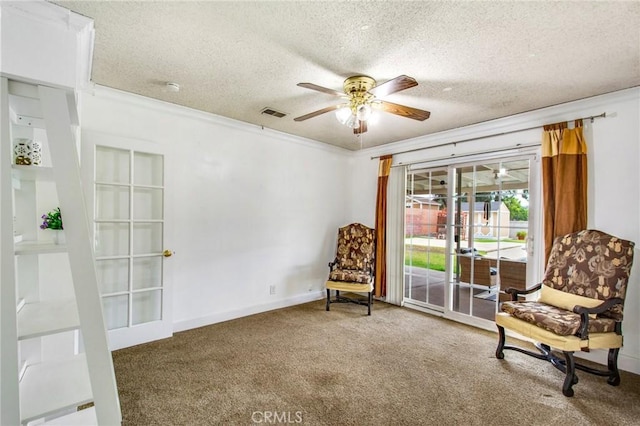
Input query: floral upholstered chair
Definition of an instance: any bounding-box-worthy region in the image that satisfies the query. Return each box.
[326,223,375,315]
[495,229,635,396]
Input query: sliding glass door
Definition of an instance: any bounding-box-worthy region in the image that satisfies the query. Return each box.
[405,154,535,325]
[404,168,448,311]
[450,157,532,321]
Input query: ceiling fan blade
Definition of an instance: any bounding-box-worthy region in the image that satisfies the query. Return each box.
[369,75,418,97]
[294,104,340,121]
[297,82,345,97]
[353,120,368,135]
[378,101,431,121]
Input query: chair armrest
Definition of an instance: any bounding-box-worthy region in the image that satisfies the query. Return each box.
[365,261,375,278]
[574,298,624,339]
[505,283,542,301]
[328,258,339,271]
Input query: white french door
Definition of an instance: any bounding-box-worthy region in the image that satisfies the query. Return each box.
[82,131,172,350]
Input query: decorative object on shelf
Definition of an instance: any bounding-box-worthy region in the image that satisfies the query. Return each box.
[40,207,65,245]
[51,229,66,245]
[30,141,42,165]
[13,138,42,165]
[13,138,32,165]
[40,207,63,230]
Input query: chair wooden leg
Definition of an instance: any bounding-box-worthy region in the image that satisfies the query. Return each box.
[607,348,621,386]
[326,289,330,311]
[495,325,505,359]
[367,292,372,316]
[562,352,576,397]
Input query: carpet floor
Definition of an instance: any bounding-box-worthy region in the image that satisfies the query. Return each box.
[112,300,640,425]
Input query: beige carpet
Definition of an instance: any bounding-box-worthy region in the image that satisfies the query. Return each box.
[112,300,640,425]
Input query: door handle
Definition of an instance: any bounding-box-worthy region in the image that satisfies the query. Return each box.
[163,249,173,257]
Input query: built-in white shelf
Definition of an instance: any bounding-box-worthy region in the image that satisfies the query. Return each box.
[19,355,93,424]
[11,164,54,182]
[44,406,96,425]
[17,299,80,340]
[3,78,121,425]
[14,240,66,255]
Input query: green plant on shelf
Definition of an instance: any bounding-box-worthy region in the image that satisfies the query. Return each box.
[40,207,63,230]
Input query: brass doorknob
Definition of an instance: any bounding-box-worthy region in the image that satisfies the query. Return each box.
[163,249,173,257]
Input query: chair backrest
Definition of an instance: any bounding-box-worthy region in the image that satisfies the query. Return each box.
[542,229,635,320]
[335,223,375,271]
[458,254,495,286]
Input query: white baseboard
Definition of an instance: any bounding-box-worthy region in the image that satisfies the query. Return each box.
[173,291,325,333]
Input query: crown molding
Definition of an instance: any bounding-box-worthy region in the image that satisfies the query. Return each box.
[85,84,353,156]
[356,86,640,160]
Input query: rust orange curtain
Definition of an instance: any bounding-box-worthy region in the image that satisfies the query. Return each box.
[542,120,588,264]
[375,155,392,297]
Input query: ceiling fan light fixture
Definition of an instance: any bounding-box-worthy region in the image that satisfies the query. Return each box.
[295,74,431,135]
[345,114,360,129]
[335,105,352,125]
[356,103,372,121]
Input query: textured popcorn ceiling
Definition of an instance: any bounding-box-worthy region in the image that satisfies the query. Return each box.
[54,1,639,151]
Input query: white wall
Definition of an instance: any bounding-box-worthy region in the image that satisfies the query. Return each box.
[76,78,640,374]
[0,2,93,90]
[351,88,640,374]
[79,86,352,332]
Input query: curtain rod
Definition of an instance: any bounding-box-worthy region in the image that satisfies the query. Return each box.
[393,142,541,169]
[370,112,607,160]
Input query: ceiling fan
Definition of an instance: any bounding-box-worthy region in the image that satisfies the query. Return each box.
[294,75,431,135]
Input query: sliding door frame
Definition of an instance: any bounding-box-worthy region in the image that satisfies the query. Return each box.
[398,147,543,332]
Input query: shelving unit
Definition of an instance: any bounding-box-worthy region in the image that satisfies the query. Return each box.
[1,78,121,424]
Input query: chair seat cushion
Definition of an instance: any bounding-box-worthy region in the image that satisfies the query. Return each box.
[501,301,618,336]
[495,312,622,351]
[329,268,372,284]
[326,280,373,293]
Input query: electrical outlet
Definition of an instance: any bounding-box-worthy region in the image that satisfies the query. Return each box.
[269,285,276,295]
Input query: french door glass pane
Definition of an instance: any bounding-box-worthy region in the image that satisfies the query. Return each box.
[133,187,163,220]
[96,184,129,220]
[95,223,130,256]
[103,295,129,330]
[96,146,129,183]
[96,259,129,294]
[132,223,162,254]
[132,290,162,325]
[132,257,162,290]
[133,152,163,186]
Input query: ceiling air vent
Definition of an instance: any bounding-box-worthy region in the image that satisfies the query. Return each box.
[260,107,287,118]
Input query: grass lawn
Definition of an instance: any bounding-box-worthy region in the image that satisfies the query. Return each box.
[405,246,447,271]
[474,237,526,244]
[405,238,525,270]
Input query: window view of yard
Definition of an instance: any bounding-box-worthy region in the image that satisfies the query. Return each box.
[405,237,527,271]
